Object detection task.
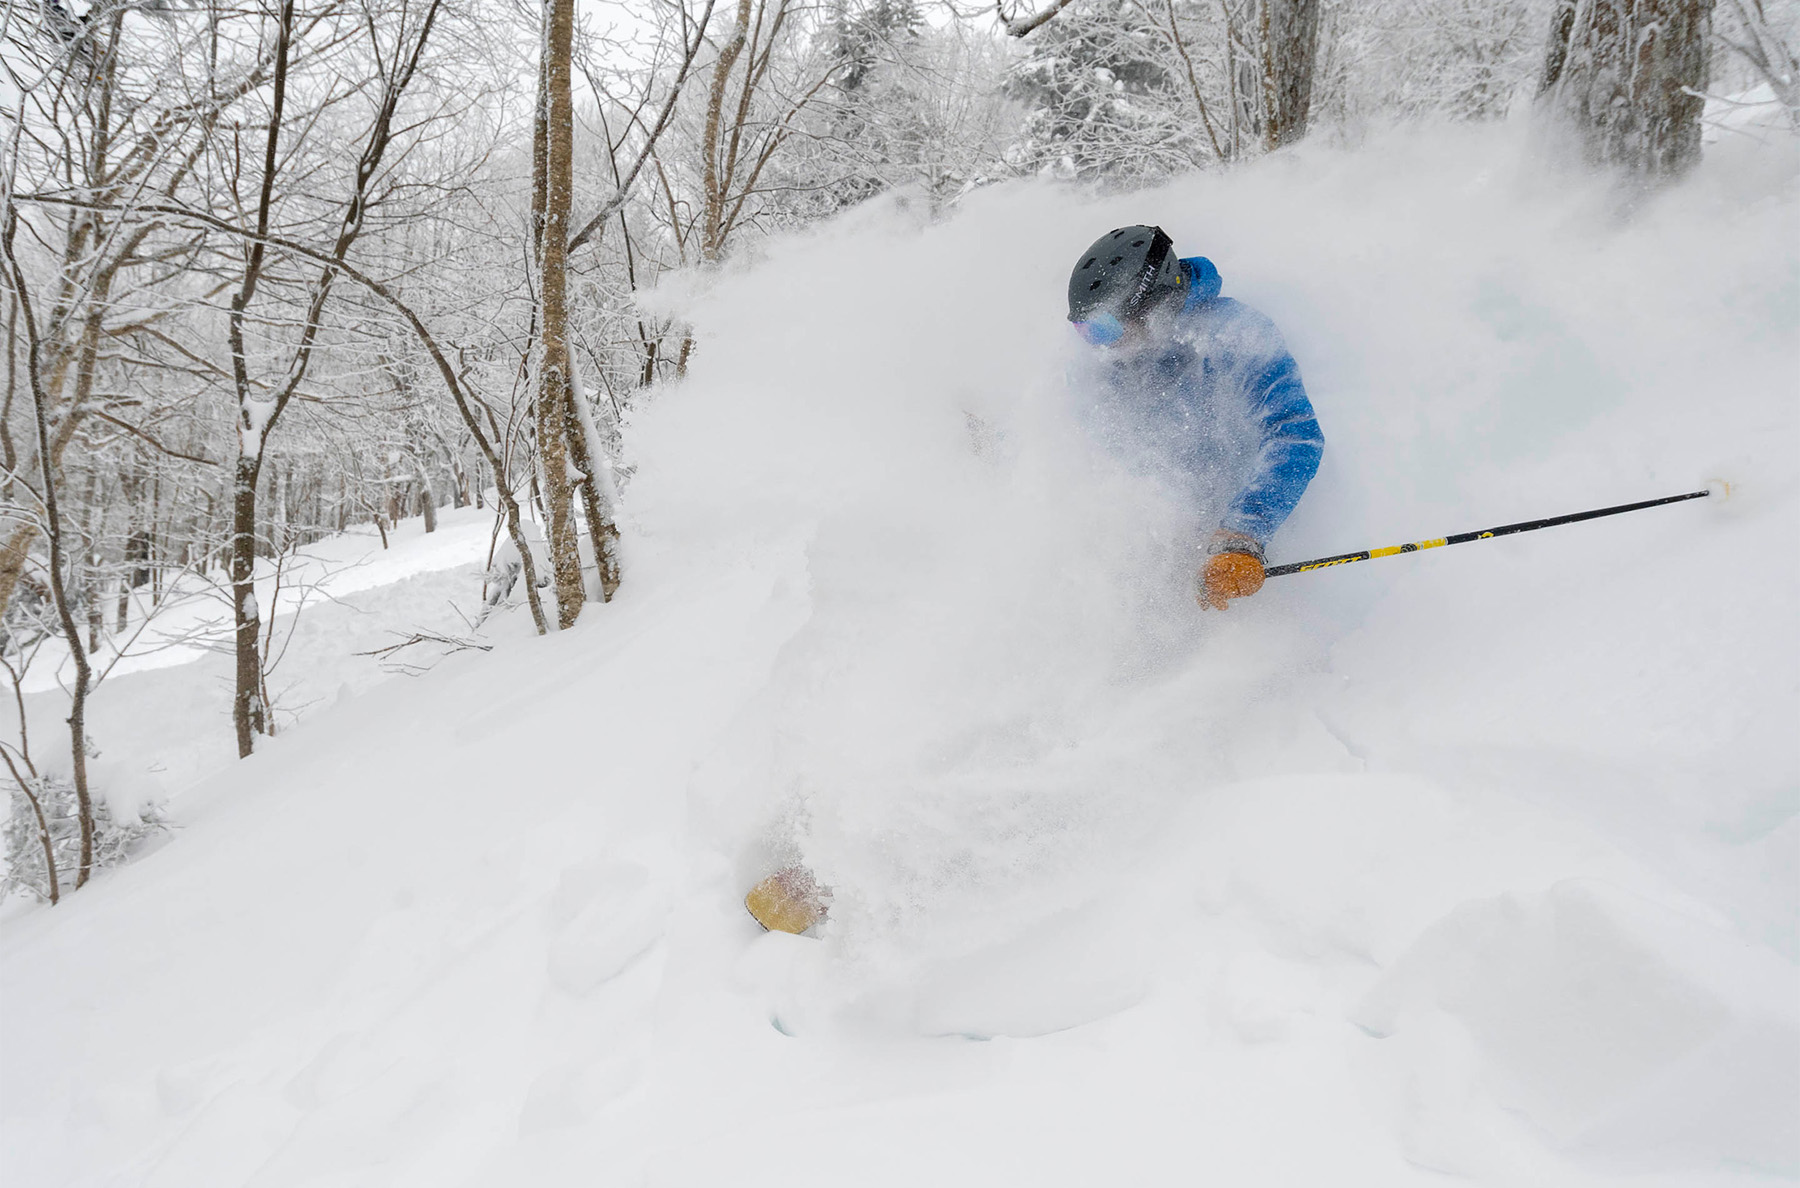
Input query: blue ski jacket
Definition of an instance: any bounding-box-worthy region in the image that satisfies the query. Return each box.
[1072,256,1323,547]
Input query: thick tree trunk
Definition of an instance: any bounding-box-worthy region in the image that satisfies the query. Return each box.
[534,0,586,628]
[1259,0,1320,151]
[1539,0,1715,177]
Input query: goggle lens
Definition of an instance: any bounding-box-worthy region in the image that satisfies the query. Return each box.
[1073,312,1125,346]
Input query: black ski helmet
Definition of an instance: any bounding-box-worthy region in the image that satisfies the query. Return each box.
[1068,225,1181,325]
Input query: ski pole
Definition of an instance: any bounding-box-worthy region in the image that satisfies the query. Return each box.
[1265,485,1725,578]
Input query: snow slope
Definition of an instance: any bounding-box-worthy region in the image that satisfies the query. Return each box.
[2,122,1796,1187]
[15,508,508,799]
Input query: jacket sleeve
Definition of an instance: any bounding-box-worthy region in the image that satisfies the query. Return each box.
[1218,342,1323,546]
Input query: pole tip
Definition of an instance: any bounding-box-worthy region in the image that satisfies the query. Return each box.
[1705,479,1732,501]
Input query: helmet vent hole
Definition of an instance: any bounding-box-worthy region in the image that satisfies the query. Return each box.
[1088,279,1103,290]
[1131,239,1144,247]
[1081,258,1094,269]
[1109,256,1122,265]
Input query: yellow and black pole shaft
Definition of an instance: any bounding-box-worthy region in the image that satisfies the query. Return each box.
[1266,488,1718,579]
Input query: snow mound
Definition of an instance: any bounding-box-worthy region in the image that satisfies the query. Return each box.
[1357,879,1800,1172]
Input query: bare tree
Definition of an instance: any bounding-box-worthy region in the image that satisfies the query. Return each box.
[696,0,847,261]
[532,0,588,628]
[0,640,57,904]
[0,211,95,888]
[220,0,445,754]
[0,5,270,625]
[1715,0,1800,129]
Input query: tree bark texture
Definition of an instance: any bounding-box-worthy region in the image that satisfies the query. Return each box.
[700,0,754,263]
[229,457,266,757]
[1539,0,1715,177]
[1259,0,1320,150]
[534,0,586,629]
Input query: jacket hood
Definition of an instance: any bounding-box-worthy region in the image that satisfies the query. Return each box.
[1180,256,1223,310]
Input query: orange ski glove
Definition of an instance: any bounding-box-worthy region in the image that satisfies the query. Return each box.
[1200,532,1266,610]
[745,865,829,934]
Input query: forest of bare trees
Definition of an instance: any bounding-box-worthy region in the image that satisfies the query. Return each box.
[1,0,1794,900]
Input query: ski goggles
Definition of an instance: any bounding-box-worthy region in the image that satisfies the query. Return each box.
[1072,311,1126,347]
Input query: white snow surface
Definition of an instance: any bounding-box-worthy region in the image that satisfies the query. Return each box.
[16,510,507,797]
[3,124,1797,1186]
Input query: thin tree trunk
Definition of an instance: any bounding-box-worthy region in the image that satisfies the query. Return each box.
[226,0,294,758]
[2,215,96,888]
[83,469,103,654]
[229,456,266,757]
[1,747,58,905]
[419,472,438,533]
[563,381,621,601]
[0,283,113,625]
[84,565,102,654]
[19,779,59,904]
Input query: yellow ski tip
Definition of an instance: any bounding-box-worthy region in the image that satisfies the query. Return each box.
[1705,478,1732,501]
[746,866,828,934]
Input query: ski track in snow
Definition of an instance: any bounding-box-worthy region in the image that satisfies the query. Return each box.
[3,123,1797,1187]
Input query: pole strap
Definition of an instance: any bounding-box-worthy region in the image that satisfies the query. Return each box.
[1265,489,1713,579]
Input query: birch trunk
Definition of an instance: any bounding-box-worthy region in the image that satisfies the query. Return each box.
[533,0,586,629]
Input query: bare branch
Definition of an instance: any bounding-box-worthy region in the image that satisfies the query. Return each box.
[997,0,1079,38]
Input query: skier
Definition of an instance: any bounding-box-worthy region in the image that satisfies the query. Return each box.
[1067,225,1323,610]
[746,227,1327,937]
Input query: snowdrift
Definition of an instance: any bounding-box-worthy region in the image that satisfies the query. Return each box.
[3,123,1796,1186]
